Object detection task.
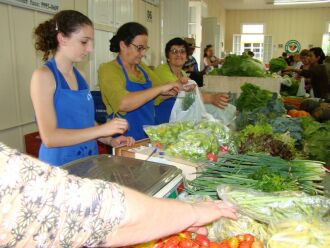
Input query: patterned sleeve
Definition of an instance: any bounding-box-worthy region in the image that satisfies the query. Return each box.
[0,142,126,247]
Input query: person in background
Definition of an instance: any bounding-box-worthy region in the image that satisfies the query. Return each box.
[183,37,206,87]
[298,49,312,93]
[0,142,237,246]
[292,53,303,69]
[281,52,290,64]
[324,56,330,78]
[285,47,330,99]
[288,53,303,79]
[184,37,200,72]
[299,49,311,70]
[247,50,255,58]
[203,44,222,70]
[154,38,229,124]
[30,10,134,167]
[98,22,183,141]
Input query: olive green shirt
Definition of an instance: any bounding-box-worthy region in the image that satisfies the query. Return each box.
[98,59,164,115]
[154,63,187,85]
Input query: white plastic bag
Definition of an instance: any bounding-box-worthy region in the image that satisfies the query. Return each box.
[296,77,306,96]
[205,104,237,126]
[169,81,214,123]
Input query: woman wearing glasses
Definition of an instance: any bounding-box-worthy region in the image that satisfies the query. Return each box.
[99,22,182,140]
[154,38,229,124]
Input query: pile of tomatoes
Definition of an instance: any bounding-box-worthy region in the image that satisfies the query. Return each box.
[135,232,263,248]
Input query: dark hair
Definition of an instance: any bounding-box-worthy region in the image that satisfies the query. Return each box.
[282,52,288,57]
[300,49,310,57]
[34,10,93,61]
[247,50,254,57]
[110,22,148,52]
[309,47,326,64]
[165,37,189,59]
[203,44,213,58]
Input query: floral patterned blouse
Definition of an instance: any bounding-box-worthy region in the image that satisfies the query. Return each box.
[0,142,126,247]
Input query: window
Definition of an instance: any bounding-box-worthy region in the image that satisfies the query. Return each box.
[242,24,264,34]
[233,23,272,63]
[188,6,197,35]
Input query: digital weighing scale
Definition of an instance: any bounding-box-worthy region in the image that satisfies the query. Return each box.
[62,155,183,198]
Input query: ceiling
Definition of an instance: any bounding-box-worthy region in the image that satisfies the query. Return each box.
[222,0,330,10]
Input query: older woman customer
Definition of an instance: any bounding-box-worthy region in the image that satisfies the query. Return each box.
[155,38,229,124]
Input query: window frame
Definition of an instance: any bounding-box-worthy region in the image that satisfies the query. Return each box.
[241,23,265,34]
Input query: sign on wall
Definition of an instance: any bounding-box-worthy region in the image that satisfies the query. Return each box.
[285,40,301,54]
[0,0,59,14]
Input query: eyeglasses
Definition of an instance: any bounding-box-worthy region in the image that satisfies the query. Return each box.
[170,48,187,55]
[130,43,150,53]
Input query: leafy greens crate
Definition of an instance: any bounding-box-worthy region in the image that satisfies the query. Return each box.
[203,75,281,97]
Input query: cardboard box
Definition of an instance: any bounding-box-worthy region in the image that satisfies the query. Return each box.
[203,75,281,96]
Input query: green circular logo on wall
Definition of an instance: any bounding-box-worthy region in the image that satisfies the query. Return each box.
[285,40,301,54]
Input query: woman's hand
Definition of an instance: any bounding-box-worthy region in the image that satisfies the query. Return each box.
[180,76,189,84]
[188,200,237,235]
[110,136,135,147]
[100,118,129,136]
[160,83,180,96]
[178,77,196,92]
[210,93,229,109]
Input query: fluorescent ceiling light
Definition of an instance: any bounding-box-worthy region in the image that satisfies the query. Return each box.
[274,0,330,5]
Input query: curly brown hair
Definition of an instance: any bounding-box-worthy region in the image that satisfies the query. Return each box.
[34,10,93,61]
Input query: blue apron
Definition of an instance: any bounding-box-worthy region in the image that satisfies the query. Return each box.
[108,56,155,140]
[38,58,98,166]
[155,97,175,124]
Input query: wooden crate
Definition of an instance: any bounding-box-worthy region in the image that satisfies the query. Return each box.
[203,75,281,96]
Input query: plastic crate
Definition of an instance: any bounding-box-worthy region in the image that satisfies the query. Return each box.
[25,132,109,157]
[24,132,41,157]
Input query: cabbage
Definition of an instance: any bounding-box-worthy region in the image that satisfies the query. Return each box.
[269,57,288,73]
[215,54,266,77]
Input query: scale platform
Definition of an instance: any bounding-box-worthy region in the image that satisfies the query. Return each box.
[62,155,183,198]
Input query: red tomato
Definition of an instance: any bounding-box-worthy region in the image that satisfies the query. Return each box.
[207,152,218,162]
[154,142,164,149]
[238,241,253,248]
[236,235,245,243]
[163,242,179,248]
[179,239,198,248]
[251,241,263,248]
[179,231,192,240]
[219,145,229,153]
[228,237,239,248]
[243,234,254,243]
[209,242,221,248]
[219,240,231,248]
[165,236,181,245]
[195,234,210,246]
